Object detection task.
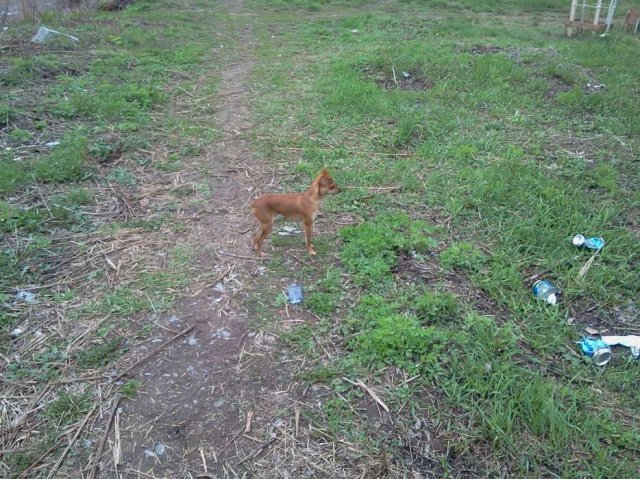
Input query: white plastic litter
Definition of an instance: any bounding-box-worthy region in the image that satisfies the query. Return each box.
[278,225,301,236]
[16,290,37,303]
[601,335,640,358]
[31,27,79,44]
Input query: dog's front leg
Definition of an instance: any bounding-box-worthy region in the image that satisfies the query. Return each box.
[303,221,316,256]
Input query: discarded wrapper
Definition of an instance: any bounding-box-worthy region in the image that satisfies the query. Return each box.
[15,290,37,303]
[31,26,79,43]
[601,335,640,358]
[278,225,301,236]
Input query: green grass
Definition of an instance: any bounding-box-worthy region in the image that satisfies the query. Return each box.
[119,380,143,399]
[44,389,93,426]
[247,0,640,476]
[339,212,437,287]
[3,0,639,477]
[76,337,125,369]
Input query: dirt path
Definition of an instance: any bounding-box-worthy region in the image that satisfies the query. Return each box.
[94,1,394,476]
[98,1,300,477]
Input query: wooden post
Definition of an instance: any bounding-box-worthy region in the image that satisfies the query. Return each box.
[605,0,617,32]
[593,0,603,26]
[567,0,579,36]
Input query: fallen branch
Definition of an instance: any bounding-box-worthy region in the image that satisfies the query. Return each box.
[235,436,276,466]
[48,404,99,478]
[88,395,121,479]
[17,440,64,479]
[344,377,390,413]
[286,251,319,270]
[217,249,259,261]
[112,325,195,382]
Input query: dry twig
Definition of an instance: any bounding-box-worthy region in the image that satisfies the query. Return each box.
[344,378,390,413]
[88,395,121,479]
[112,325,195,381]
[48,404,99,478]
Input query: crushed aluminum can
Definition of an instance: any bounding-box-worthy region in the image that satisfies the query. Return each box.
[287,283,303,304]
[532,279,560,305]
[580,337,612,366]
[572,234,605,250]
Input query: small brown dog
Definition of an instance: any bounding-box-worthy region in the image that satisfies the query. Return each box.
[252,168,340,256]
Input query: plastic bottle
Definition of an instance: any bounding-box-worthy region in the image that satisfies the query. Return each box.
[287,283,303,304]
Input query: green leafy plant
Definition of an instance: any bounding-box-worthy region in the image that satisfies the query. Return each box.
[340,213,436,286]
[439,241,487,272]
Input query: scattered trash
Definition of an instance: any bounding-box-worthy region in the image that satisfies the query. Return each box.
[213,398,225,408]
[82,439,93,448]
[144,449,157,458]
[155,443,165,456]
[351,29,359,33]
[586,82,605,90]
[287,283,303,304]
[15,290,37,303]
[213,282,225,292]
[601,335,640,358]
[532,279,560,305]
[278,225,301,236]
[584,335,640,362]
[167,314,181,326]
[187,337,198,346]
[572,234,605,250]
[580,337,612,366]
[45,141,60,148]
[254,266,267,276]
[10,328,23,337]
[402,71,410,78]
[31,26,79,44]
[576,234,605,279]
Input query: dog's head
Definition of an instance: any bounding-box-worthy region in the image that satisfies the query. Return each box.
[317,168,340,195]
